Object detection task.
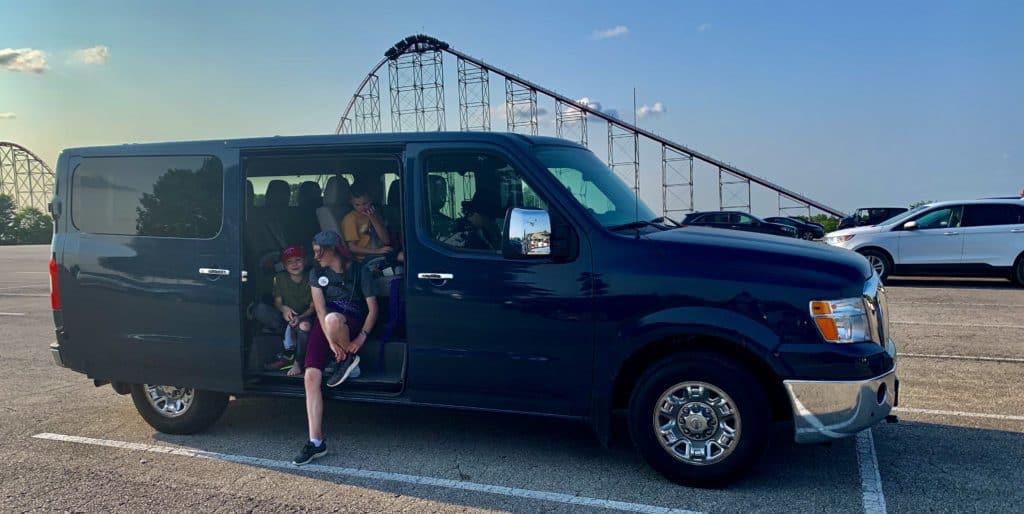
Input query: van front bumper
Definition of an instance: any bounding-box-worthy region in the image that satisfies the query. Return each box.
[49,342,66,368]
[784,351,898,444]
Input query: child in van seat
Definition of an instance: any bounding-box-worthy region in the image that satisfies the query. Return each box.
[263,245,314,377]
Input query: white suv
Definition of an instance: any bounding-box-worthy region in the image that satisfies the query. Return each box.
[825,199,1024,285]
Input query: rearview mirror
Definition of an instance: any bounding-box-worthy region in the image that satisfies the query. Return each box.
[503,208,551,258]
[902,221,918,231]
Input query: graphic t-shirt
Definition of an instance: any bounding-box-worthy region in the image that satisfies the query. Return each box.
[308,263,374,305]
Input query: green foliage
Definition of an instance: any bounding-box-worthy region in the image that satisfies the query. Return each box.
[796,214,840,233]
[11,207,53,244]
[0,194,54,244]
[0,194,15,243]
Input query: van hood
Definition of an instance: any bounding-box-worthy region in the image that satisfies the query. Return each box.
[643,225,873,286]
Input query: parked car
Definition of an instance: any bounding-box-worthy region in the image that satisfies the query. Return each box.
[825,199,1024,284]
[681,211,798,237]
[837,207,909,230]
[48,132,897,487]
[764,216,826,240]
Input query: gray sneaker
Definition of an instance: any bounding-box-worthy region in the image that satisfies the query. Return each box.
[326,354,360,387]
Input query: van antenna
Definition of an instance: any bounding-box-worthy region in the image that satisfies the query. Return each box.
[633,87,640,239]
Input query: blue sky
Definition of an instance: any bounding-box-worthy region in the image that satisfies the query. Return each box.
[1,0,1021,214]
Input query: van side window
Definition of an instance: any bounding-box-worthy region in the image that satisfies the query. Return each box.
[72,156,223,238]
[422,151,546,253]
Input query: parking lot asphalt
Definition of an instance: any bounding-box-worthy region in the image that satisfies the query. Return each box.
[1,245,1021,513]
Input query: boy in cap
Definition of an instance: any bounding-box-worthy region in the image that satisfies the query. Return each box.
[293,231,378,465]
[263,245,314,377]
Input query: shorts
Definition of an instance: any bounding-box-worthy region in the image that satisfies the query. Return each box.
[304,301,363,371]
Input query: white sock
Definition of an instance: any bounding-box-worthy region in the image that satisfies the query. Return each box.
[310,438,322,447]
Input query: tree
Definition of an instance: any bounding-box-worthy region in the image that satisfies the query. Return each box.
[11,207,53,244]
[796,214,840,233]
[135,158,223,238]
[0,194,15,243]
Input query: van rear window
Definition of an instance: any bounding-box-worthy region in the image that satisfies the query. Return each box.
[72,155,223,238]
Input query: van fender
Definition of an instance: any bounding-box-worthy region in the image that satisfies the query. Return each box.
[590,306,791,447]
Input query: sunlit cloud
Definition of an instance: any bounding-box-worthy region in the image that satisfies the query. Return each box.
[0,112,16,119]
[636,102,665,119]
[71,46,110,65]
[592,26,629,40]
[0,48,48,73]
[697,23,712,32]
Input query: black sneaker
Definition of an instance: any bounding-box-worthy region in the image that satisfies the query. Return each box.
[292,440,327,466]
[326,354,360,388]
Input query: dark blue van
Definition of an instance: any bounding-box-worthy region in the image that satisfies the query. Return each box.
[47,132,897,486]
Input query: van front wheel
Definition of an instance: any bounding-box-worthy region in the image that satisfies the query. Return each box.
[628,352,771,487]
[130,384,228,434]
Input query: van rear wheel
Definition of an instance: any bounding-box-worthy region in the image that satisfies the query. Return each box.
[130,384,228,434]
[628,352,771,487]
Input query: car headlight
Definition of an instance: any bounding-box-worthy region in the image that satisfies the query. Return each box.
[827,234,855,245]
[809,298,870,343]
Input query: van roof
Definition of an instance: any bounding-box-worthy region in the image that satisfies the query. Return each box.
[61,132,584,156]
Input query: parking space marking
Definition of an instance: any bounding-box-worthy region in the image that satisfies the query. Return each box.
[901,353,1024,364]
[894,408,1024,422]
[893,321,1024,330]
[0,284,46,291]
[32,433,704,514]
[890,301,1024,308]
[0,312,25,316]
[0,293,47,297]
[855,430,887,514]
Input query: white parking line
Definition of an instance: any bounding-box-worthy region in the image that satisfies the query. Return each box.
[14,271,47,274]
[890,302,1024,308]
[855,430,887,514]
[0,293,47,297]
[894,408,1024,422]
[0,312,25,316]
[901,353,1024,364]
[892,321,1024,330]
[32,433,704,514]
[0,284,45,291]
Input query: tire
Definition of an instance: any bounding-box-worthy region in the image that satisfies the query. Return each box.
[801,231,815,240]
[628,352,772,488]
[130,384,228,435]
[1013,254,1024,287]
[859,249,892,280]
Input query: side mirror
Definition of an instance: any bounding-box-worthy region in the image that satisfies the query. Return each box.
[503,208,551,258]
[902,221,918,231]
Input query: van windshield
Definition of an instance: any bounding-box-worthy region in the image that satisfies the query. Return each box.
[534,146,657,228]
[877,205,926,226]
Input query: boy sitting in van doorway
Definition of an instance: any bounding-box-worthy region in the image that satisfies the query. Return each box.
[293,231,378,466]
[260,246,314,377]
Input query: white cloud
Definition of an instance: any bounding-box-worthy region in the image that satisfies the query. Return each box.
[0,112,16,119]
[636,102,665,119]
[0,48,48,73]
[71,46,109,65]
[697,23,712,32]
[592,26,629,40]
[575,97,622,121]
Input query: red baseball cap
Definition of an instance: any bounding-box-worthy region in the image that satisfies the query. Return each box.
[280,245,304,263]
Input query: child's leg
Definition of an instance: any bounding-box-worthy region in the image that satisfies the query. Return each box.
[287,321,311,377]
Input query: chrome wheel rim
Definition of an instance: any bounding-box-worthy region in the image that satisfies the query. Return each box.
[867,255,886,275]
[652,381,741,466]
[144,385,195,418]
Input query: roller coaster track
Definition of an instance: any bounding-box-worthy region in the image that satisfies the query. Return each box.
[0,141,55,211]
[336,35,844,219]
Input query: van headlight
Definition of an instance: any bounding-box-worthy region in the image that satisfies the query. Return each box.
[809,298,870,343]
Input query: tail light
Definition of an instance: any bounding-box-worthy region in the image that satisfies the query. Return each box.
[49,258,61,310]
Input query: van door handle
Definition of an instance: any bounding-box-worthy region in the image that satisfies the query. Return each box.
[417,272,453,280]
[199,268,231,276]
[942,231,959,236]
[1012,228,1024,233]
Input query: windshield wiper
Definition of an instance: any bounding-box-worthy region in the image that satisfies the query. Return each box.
[608,217,676,232]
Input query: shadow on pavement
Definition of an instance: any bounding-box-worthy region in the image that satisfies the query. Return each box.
[151,396,867,513]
